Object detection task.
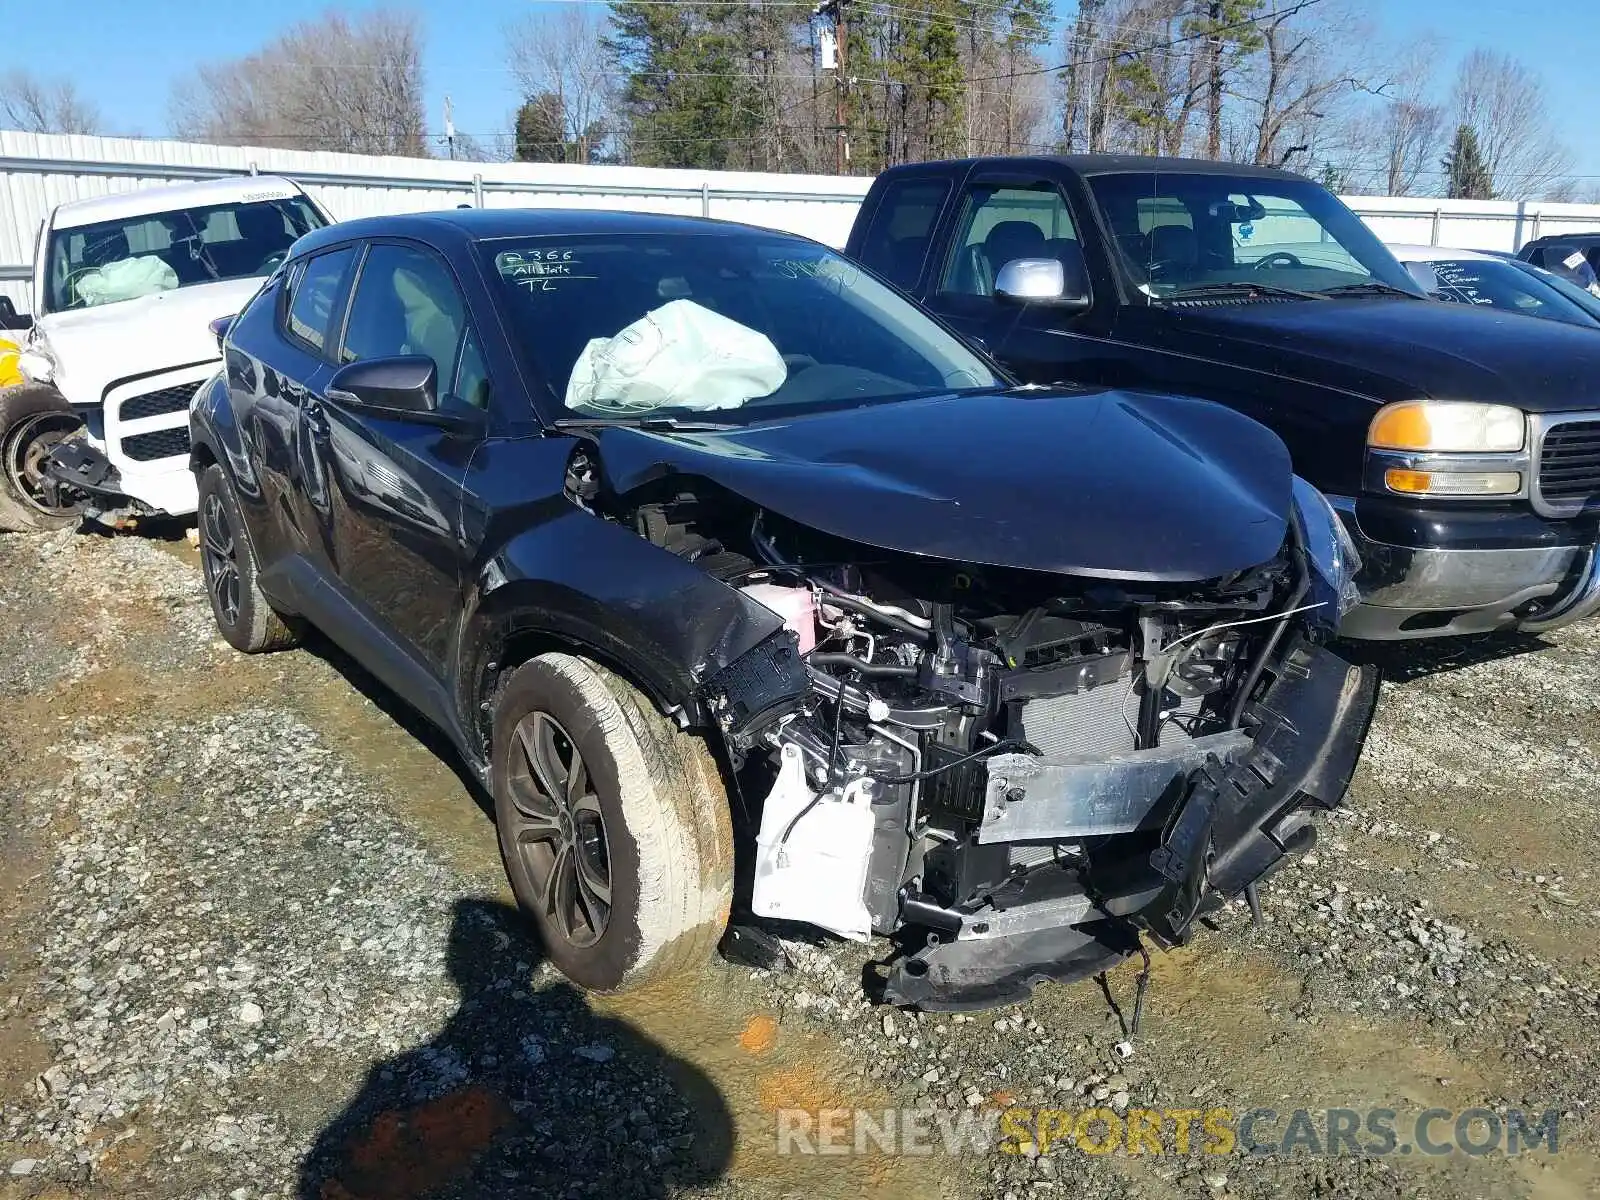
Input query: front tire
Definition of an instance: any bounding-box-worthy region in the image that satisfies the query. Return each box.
[492,653,733,993]
[0,385,84,533]
[196,464,299,653]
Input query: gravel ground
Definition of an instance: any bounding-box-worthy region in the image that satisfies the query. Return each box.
[1,526,1598,1200]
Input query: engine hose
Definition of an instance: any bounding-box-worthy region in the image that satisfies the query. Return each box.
[870,738,1042,787]
[807,653,918,678]
[1226,530,1310,730]
[814,592,932,642]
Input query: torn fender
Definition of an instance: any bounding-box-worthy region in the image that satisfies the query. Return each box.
[459,505,787,727]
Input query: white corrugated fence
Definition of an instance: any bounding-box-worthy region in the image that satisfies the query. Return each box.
[4,128,1599,314]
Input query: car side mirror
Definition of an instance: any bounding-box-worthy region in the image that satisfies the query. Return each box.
[995,258,1091,311]
[209,315,233,351]
[1403,261,1439,294]
[327,356,483,436]
[0,295,31,331]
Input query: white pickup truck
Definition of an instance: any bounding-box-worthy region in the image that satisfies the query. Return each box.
[0,176,330,530]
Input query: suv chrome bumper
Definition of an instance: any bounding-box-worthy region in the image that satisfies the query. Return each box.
[1332,497,1600,640]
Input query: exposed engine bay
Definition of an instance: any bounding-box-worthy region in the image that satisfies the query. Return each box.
[599,472,1377,1011]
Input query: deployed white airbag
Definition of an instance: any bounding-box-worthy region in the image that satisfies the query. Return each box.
[75,256,179,307]
[564,298,787,413]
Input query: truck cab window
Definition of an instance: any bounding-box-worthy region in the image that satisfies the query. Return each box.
[856,179,949,290]
[940,184,1078,298]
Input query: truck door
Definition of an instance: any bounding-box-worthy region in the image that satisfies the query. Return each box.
[922,173,1110,386]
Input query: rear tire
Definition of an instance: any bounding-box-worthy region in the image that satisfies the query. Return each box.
[492,653,733,993]
[0,385,84,533]
[196,463,299,653]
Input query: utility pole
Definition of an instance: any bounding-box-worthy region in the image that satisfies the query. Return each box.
[444,95,456,161]
[834,0,848,175]
[816,0,848,174]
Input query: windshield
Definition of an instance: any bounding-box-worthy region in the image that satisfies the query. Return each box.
[1087,172,1422,301]
[478,233,1002,423]
[43,194,325,314]
[1419,257,1598,328]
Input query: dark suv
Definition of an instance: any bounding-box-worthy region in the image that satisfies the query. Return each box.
[1515,232,1600,292]
[190,209,1374,1009]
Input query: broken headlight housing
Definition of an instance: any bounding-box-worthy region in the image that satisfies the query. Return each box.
[1292,475,1361,619]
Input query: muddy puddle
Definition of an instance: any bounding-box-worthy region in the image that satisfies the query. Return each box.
[277,647,946,1199]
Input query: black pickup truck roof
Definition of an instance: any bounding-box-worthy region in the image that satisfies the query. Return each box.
[880,154,1312,184]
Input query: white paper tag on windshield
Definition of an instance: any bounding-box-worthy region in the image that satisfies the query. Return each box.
[1564,251,1586,269]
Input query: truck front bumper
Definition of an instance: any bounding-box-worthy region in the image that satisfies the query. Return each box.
[1332,496,1600,640]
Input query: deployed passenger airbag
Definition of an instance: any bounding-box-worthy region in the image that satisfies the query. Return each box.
[565,298,787,413]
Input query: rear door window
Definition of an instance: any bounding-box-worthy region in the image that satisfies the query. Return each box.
[855,179,950,291]
[283,246,356,355]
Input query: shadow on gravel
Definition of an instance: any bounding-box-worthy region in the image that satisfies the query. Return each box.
[300,898,734,1200]
[1336,630,1550,684]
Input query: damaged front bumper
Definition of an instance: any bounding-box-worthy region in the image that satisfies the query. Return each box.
[39,435,189,525]
[882,641,1379,1009]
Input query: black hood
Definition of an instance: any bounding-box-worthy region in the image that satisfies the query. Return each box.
[591,388,1292,582]
[1156,297,1600,412]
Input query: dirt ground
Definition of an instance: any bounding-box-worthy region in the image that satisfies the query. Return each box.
[0,524,1596,1200]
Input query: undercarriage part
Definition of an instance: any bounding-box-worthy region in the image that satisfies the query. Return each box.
[42,436,127,502]
[881,920,1140,1010]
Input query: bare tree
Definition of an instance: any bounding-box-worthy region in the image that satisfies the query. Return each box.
[170,10,427,156]
[506,7,616,164]
[1451,48,1572,200]
[0,70,101,135]
[1242,0,1380,169]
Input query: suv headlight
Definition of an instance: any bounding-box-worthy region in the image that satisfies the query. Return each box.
[1292,476,1362,617]
[1367,401,1528,497]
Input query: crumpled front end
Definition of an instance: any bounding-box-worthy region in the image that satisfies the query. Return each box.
[678,483,1375,1010]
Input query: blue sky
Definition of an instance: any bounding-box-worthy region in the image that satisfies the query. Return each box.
[7,0,1597,183]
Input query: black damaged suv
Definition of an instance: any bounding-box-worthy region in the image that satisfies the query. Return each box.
[191,210,1375,1009]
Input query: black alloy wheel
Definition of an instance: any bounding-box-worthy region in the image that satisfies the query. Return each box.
[200,490,241,628]
[505,711,613,948]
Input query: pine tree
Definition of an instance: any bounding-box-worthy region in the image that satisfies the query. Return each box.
[1442,124,1493,199]
[514,94,568,162]
[605,1,765,169]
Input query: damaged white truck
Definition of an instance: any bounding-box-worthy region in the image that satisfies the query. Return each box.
[0,176,328,531]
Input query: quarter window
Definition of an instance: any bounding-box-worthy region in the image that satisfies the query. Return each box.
[452,325,491,410]
[340,244,467,398]
[940,183,1078,297]
[284,246,355,354]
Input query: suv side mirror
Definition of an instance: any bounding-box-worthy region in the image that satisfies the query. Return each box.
[327,356,482,436]
[995,258,1091,311]
[209,315,233,351]
[0,295,32,331]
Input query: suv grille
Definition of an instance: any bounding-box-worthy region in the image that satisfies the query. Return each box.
[119,384,196,421]
[122,427,192,462]
[1538,420,1600,506]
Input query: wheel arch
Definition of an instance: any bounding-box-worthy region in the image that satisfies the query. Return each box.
[456,511,787,762]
